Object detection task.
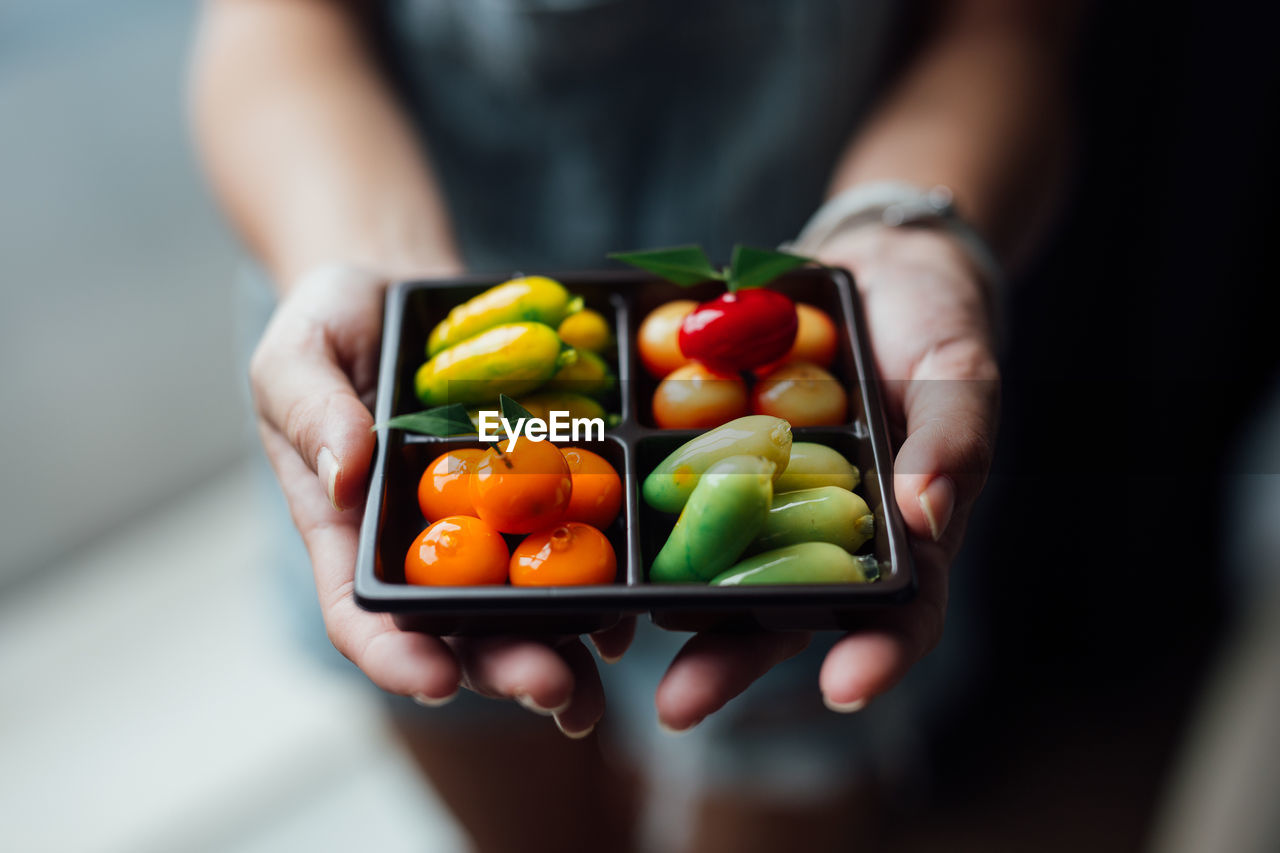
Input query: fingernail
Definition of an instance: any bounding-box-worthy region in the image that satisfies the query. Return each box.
[412,690,457,708]
[658,718,699,735]
[317,447,342,511]
[823,695,868,714]
[554,716,594,739]
[598,650,624,665]
[515,693,569,716]
[918,476,955,542]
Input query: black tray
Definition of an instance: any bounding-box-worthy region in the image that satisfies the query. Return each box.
[355,268,915,634]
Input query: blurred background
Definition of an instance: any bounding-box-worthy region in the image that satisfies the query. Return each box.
[1,1,1276,852]
[0,1,467,850]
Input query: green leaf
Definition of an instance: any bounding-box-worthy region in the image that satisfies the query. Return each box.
[375,403,475,436]
[726,245,814,291]
[608,245,725,287]
[499,394,534,424]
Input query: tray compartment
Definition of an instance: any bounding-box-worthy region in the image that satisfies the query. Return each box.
[636,426,911,633]
[390,280,627,424]
[379,434,630,587]
[628,270,862,430]
[635,429,881,581]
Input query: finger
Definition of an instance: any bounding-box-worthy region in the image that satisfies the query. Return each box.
[351,629,463,703]
[249,271,379,511]
[895,337,999,542]
[589,616,636,664]
[251,330,375,510]
[452,636,576,716]
[820,543,949,710]
[655,631,812,732]
[261,424,460,700]
[818,632,911,712]
[552,639,606,738]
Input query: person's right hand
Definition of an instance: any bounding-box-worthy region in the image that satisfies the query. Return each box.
[249,264,634,737]
[651,225,1000,730]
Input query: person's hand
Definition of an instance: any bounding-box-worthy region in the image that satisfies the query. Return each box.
[654,225,1000,729]
[250,264,634,737]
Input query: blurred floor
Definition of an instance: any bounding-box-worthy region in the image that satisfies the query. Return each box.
[0,474,1211,853]
[0,463,467,853]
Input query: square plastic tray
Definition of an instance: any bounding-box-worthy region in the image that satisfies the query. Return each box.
[355,268,914,634]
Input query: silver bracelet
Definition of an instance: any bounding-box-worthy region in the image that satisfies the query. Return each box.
[784,181,1005,290]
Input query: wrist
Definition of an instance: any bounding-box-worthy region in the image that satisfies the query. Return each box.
[279,252,463,298]
[817,224,984,288]
[822,224,1000,345]
[376,244,466,282]
[787,181,1003,291]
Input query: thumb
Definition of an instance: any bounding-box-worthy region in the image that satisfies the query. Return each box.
[249,273,380,511]
[892,338,999,542]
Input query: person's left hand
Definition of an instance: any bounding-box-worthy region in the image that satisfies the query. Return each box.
[251,264,635,738]
[654,225,1000,729]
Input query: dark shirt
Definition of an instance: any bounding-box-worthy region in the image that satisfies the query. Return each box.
[379,0,903,269]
